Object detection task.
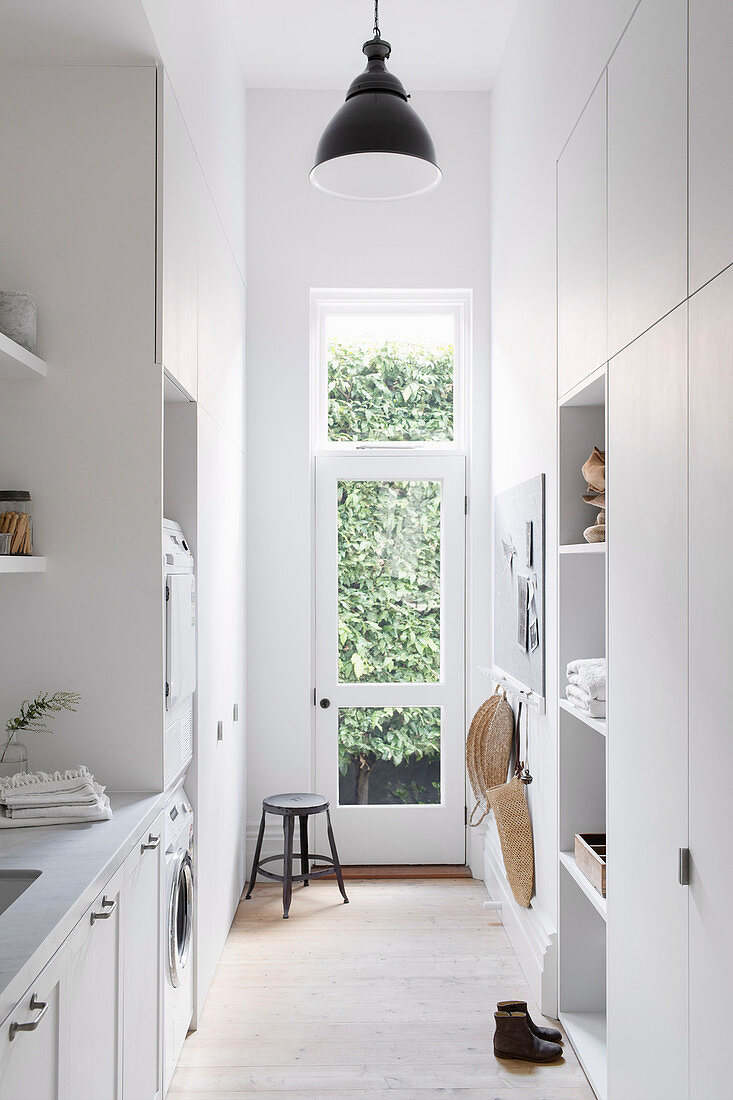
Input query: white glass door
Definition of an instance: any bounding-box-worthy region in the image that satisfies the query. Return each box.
[315,455,466,864]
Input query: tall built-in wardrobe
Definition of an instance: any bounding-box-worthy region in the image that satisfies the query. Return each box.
[556,2,733,1098]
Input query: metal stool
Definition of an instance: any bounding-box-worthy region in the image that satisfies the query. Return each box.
[245,793,349,918]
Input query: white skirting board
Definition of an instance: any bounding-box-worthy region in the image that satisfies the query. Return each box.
[483,824,558,1017]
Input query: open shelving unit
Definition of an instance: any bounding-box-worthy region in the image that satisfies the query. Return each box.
[0,556,46,573]
[557,365,608,1100]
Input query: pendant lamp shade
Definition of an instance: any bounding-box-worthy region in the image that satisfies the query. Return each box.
[310,37,441,201]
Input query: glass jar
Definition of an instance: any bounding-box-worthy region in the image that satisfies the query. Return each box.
[0,491,32,555]
[0,740,29,779]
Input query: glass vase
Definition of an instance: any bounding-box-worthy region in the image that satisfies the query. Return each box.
[0,740,28,780]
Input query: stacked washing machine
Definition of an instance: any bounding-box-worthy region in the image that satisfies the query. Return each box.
[162,519,196,1090]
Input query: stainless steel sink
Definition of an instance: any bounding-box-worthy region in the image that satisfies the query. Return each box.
[0,870,41,916]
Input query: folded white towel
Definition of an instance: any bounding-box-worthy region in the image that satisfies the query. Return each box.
[567,657,604,675]
[566,684,606,719]
[567,660,606,701]
[0,767,111,827]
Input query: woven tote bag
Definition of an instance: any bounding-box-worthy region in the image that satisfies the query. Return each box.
[487,774,535,907]
[466,690,514,826]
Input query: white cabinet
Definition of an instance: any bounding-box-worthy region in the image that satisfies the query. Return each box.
[607,0,688,357]
[159,72,198,399]
[123,814,164,1100]
[689,0,733,294]
[688,266,733,1100]
[0,949,65,1100]
[194,406,246,1014]
[557,75,607,397]
[197,180,245,451]
[66,867,124,1100]
[607,305,688,1100]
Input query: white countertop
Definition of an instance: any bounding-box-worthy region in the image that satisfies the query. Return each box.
[0,790,167,1023]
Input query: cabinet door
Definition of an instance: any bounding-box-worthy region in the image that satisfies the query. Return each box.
[196,407,246,1014]
[688,266,733,1099]
[197,179,245,451]
[159,72,198,399]
[123,813,164,1100]
[65,867,124,1100]
[689,0,733,294]
[607,305,688,1099]
[558,74,607,397]
[0,951,64,1100]
[608,0,688,357]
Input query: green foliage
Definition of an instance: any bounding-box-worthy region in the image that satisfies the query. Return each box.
[2,690,82,763]
[330,337,453,802]
[328,340,454,442]
[338,707,441,775]
[338,479,440,684]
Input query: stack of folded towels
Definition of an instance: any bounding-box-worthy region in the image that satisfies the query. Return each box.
[566,658,606,719]
[0,766,112,828]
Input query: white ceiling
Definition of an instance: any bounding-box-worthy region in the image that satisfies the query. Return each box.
[229,0,519,91]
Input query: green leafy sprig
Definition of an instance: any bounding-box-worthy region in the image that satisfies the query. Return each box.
[2,691,82,763]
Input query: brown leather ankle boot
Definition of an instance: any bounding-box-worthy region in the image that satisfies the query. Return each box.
[493,1011,563,1063]
[496,1000,563,1043]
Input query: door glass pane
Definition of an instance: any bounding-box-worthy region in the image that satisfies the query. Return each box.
[338,479,441,683]
[327,314,454,442]
[338,707,441,806]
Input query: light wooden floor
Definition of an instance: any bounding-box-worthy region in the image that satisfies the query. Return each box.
[169,879,594,1099]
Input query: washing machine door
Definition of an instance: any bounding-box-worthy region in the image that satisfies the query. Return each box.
[168,850,193,989]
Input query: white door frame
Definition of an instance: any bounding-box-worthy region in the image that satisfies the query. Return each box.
[314,454,466,864]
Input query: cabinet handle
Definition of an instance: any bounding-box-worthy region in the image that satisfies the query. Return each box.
[90,895,117,924]
[141,833,160,852]
[9,994,48,1040]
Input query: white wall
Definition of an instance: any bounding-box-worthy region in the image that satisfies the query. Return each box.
[245,89,491,854]
[487,0,639,1010]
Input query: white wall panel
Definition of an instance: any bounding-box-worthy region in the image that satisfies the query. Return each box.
[608,0,688,356]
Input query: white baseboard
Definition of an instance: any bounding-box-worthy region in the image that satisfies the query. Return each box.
[483,824,558,1018]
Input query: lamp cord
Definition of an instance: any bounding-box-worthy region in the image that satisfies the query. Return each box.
[373,0,380,39]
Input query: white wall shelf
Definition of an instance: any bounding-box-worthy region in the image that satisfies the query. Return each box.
[0,331,47,379]
[560,1011,607,1100]
[559,364,606,409]
[559,543,605,555]
[559,698,607,737]
[560,850,607,919]
[0,556,46,573]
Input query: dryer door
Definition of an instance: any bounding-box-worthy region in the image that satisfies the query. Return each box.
[166,573,196,711]
[168,851,193,988]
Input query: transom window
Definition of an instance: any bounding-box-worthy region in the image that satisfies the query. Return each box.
[312,291,469,451]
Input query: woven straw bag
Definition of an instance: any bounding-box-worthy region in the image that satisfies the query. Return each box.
[466,690,514,826]
[487,774,535,907]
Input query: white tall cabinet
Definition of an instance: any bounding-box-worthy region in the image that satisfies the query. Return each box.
[557,2,733,1096]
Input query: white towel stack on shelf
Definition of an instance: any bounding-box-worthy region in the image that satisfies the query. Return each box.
[0,766,112,828]
[566,658,606,719]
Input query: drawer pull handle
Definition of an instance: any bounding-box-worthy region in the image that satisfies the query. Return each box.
[141,833,161,852]
[9,994,48,1040]
[91,895,117,923]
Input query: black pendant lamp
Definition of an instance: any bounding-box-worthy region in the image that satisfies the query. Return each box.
[309,0,441,201]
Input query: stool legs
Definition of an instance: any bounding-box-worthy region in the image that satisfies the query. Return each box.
[282,814,295,918]
[245,809,266,900]
[326,807,349,904]
[299,814,310,886]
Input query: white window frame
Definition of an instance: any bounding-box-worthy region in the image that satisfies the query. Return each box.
[310,288,471,455]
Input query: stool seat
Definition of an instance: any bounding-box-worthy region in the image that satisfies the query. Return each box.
[263,792,328,816]
[245,791,348,918]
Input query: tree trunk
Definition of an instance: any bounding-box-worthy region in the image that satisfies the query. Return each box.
[355,755,372,805]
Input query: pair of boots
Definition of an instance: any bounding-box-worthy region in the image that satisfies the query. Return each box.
[493,1000,563,1063]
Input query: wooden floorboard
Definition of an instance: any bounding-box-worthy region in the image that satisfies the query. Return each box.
[170,880,594,1098]
[310,864,473,880]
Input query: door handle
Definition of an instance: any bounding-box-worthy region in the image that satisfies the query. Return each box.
[9,994,48,1040]
[319,698,330,709]
[141,833,160,852]
[91,895,117,923]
